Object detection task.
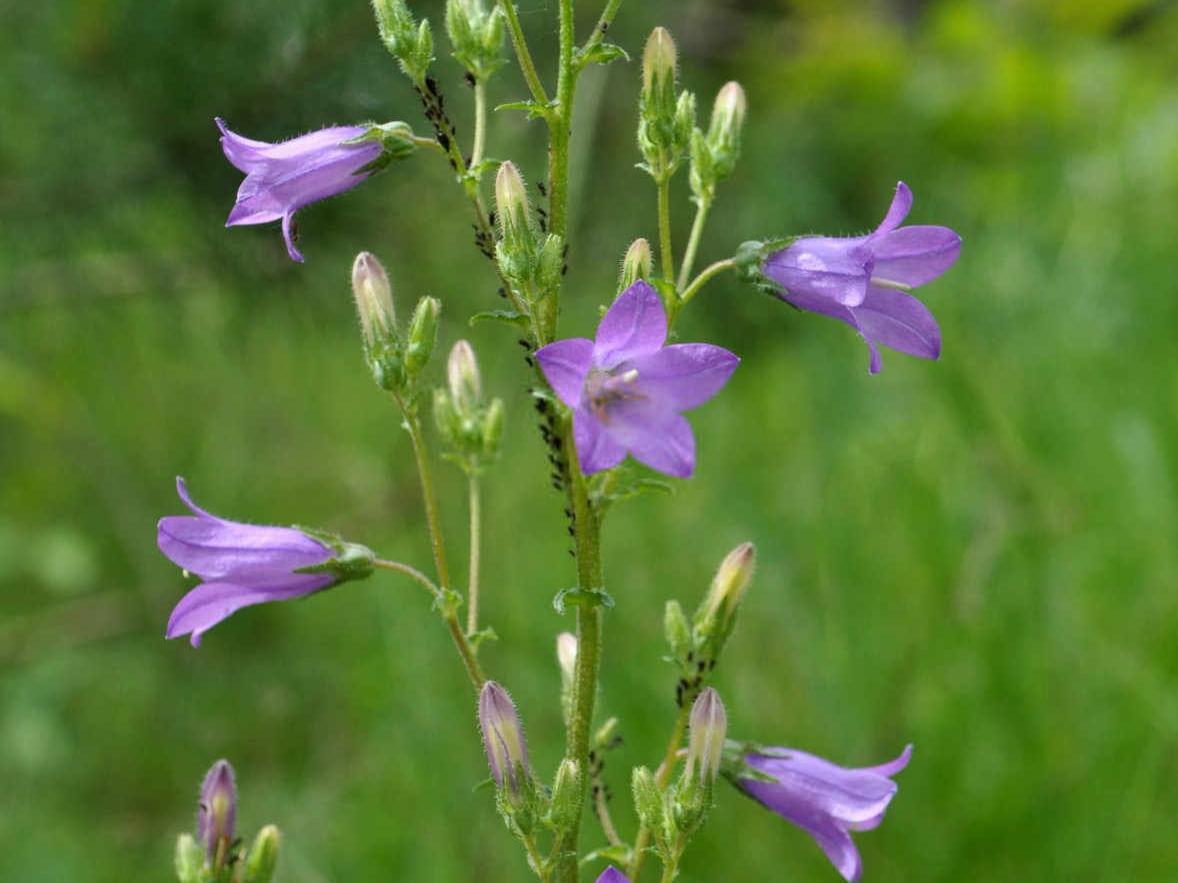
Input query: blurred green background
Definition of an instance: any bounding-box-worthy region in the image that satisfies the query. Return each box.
[3,0,1178,880]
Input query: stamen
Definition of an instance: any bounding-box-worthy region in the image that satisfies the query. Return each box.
[869,276,912,292]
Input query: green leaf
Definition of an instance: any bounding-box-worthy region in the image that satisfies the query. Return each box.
[575,42,630,70]
[580,844,633,867]
[494,99,556,120]
[470,309,529,329]
[553,587,615,615]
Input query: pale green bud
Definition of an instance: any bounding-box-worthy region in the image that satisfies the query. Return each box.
[708,82,747,160]
[242,825,281,883]
[619,238,653,291]
[445,0,505,81]
[674,90,698,149]
[447,340,482,414]
[174,833,204,883]
[352,251,397,350]
[684,688,726,788]
[495,161,532,248]
[373,0,434,82]
[593,716,620,751]
[535,233,566,292]
[631,766,665,836]
[404,296,440,377]
[693,542,755,661]
[548,759,581,831]
[663,599,691,660]
[642,27,677,98]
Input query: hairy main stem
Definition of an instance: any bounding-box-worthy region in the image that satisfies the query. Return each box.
[628,706,690,882]
[546,0,577,253]
[657,177,674,284]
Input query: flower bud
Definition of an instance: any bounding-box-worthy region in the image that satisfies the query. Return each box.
[495,161,533,249]
[445,0,505,82]
[373,0,434,83]
[556,631,578,691]
[631,766,665,835]
[707,81,747,183]
[242,825,281,883]
[352,252,397,350]
[663,599,691,659]
[198,759,236,866]
[548,758,581,830]
[482,397,505,458]
[593,716,620,750]
[447,340,483,414]
[174,833,204,883]
[642,27,677,98]
[693,542,755,662]
[404,296,441,377]
[478,681,531,803]
[619,238,653,291]
[684,688,726,788]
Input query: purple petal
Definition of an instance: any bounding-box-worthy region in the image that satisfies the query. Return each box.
[604,401,696,478]
[573,407,627,475]
[872,181,913,236]
[809,819,864,882]
[198,759,237,857]
[763,237,873,308]
[595,869,630,883]
[282,213,305,263]
[860,743,913,778]
[871,225,962,287]
[631,343,739,411]
[165,574,333,647]
[745,750,901,826]
[593,281,667,368]
[535,338,594,408]
[853,287,941,365]
[158,482,332,579]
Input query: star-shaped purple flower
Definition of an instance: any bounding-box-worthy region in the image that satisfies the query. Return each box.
[736,744,913,882]
[763,182,961,373]
[596,868,629,883]
[217,118,383,262]
[158,478,338,647]
[535,281,739,478]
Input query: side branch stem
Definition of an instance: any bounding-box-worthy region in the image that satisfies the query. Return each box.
[580,0,624,59]
[472,80,488,168]
[628,706,689,882]
[676,258,737,317]
[497,0,550,106]
[676,197,712,292]
[466,473,482,635]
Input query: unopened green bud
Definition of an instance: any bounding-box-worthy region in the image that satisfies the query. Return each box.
[445,0,505,81]
[642,27,678,98]
[535,233,566,293]
[632,766,665,835]
[708,82,746,160]
[675,90,697,147]
[664,599,691,659]
[482,397,504,458]
[242,825,281,883]
[548,759,581,830]
[447,340,482,413]
[495,161,532,248]
[593,716,620,750]
[693,542,755,661]
[619,238,653,291]
[174,833,203,883]
[373,0,434,82]
[404,296,440,377]
[352,252,397,349]
[683,688,726,788]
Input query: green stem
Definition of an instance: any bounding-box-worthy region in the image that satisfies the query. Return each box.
[657,176,674,284]
[553,418,604,883]
[579,0,624,60]
[628,706,689,882]
[545,0,576,258]
[676,197,712,292]
[523,833,552,883]
[497,0,550,106]
[397,399,486,688]
[466,473,482,636]
[373,558,441,599]
[676,258,736,314]
[472,80,488,169]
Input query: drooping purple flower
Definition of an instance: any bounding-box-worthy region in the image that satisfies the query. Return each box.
[158,477,337,647]
[736,744,913,882]
[197,759,237,862]
[216,118,383,262]
[534,281,739,478]
[596,868,630,883]
[763,182,961,373]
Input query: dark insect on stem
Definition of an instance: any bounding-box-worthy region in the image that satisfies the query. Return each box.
[464,71,476,88]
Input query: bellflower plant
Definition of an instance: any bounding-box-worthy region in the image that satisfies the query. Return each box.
[535,281,738,477]
[762,182,962,373]
[734,744,914,882]
[159,3,962,882]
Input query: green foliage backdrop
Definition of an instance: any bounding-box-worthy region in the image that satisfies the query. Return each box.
[2,1,1177,880]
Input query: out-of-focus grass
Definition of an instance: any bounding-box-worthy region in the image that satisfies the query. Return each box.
[2,0,1178,881]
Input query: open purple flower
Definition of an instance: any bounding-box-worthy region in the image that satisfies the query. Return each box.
[534,281,738,478]
[217,118,383,262]
[158,478,343,647]
[763,182,961,373]
[596,869,629,883]
[736,744,913,881]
